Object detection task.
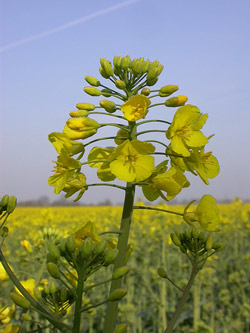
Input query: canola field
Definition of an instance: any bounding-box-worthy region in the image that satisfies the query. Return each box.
[1,201,250,332]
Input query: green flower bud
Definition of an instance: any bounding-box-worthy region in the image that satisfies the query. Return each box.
[34,288,42,299]
[114,323,127,333]
[159,85,179,97]
[191,228,200,239]
[146,77,158,86]
[141,88,150,96]
[165,96,188,107]
[108,288,127,302]
[6,196,17,214]
[99,100,117,113]
[95,241,107,255]
[213,243,224,251]
[101,89,112,97]
[49,281,56,294]
[84,87,102,96]
[112,266,130,280]
[115,80,126,90]
[76,103,95,111]
[10,292,30,309]
[66,236,76,253]
[156,65,164,76]
[141,60,150,72]
[147,67,158,82]
[70,110,89,117]
[113,56,119,67]
[1,226,8,237]
[131,59,141,76]
[198,232,206,241]
[206,235,213,250]
[170,233,181,246]
[157,267,168,279]
[85,76,100,87]
[48,243,60,260]
[104,248,119,265]
[47,262,61,279]
[21,313,32,321]
[44,285,50,294]
[121,56,131,70]
[148,60,159,70]
[185,229,192,239]
[59,239,66,255]
[0,195,9,208]
[60,288,68,302]
[99,67,110,79]
[79,238,93,259]
[102,59,113,77]
[116,56,122,68]
[47,253,58,264]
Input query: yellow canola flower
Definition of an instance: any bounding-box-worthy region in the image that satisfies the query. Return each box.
[2,324,19,333]
[63,117,98,140]
[0,262,9,282]
[110,140,155,182]
[166,105,208,156]
[152,167,190,200]
[121,95,151,122]
[184,195,220,231]
[15,279,35,298]
[88,147,116,181]
[48,132,84,156]
[74,221,101,248]
[20,240,32,253]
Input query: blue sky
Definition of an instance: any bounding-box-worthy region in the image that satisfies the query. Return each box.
[1,0,250,204]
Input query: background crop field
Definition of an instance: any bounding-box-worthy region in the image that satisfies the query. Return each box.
[1,201,250,332]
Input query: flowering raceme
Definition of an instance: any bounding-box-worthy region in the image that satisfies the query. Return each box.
[166,105,208,156]
[121,95,151,122]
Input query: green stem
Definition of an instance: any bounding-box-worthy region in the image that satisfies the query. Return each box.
[83,183,126,191]
[0,249,71,332]
[88,111,125,120]
[103,183,135,332]
[136,129,166,137]
[164,260,199,333]
[80,300,108,313]
[72,269,84,333]
[83,136,128,148]
[99,123,130,131]
[145,140,168,148]
[133,205,183,217]
[136,119,171,126]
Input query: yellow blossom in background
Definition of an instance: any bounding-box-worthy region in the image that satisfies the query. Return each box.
[20,240,32,253]
[0,262,9,281]
[166,105,208,156]
[0,305,15,325]
[110,140,155,182]
[121,95,151,121]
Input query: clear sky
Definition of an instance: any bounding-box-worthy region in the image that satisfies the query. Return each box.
[1,0,250,204]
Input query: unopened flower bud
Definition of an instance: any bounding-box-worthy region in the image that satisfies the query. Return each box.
[70,110,89,117]
[1,226,8,237]
[76,103,95,111]
[156,65,164,76]
[114,323,127,333]
[101,88,112,97]
[108,288,127,302]
[146,77,158,86]
[66,236,76,253]
[121,56,131,70]
[157,267,168,279]
[99,67,110,79]
[85,76,100,87]
[185,229,192,239]
[101,59,113,77]
[112,266,130,280]
[95,241,107,255]
[191,228,200,239]
[47,262,61,279]
[148,60,159,70]
[10,292,30,309]
[79,238,93,259]
[6,196,17,214]
[21,313,31,321]
[170,233,181,246]
[0,195,9,209]
[165,96,188,107]
[159,85,179,97]
[141,88,150,96]
[104,248,119,265]
[141,60,150,72]
[113,56,119,67]
[99,100,116,113]
[59,239,66,255]
[147,67,158,82]
[34,288,42,299]
[60,288,68,302]
[115,80,126,90]
[49,281,56,294]
[48,243,60,260]
[84,87,102,96]
[213,243,224,251]
[131,59,141,76]
[206,235,213,250]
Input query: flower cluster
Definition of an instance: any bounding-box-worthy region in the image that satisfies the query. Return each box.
[48,55,220,231]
